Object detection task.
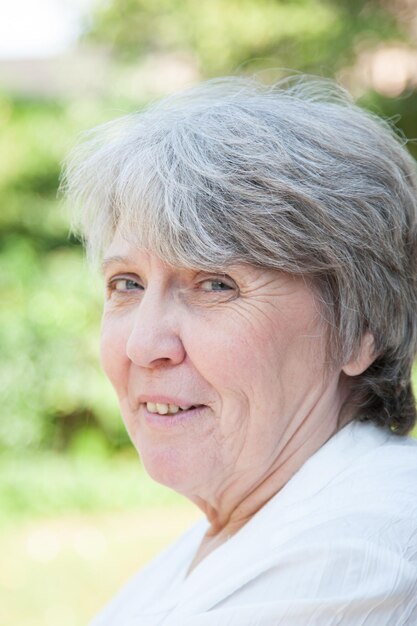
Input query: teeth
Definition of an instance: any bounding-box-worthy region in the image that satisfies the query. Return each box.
[146,402,187,415]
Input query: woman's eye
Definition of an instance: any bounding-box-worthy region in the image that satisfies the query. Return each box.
[108,277,142,293]
[199,278,235,292]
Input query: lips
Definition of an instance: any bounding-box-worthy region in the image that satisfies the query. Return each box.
[140,400,208,430]
[137,395,206,417]
[145,401,201,415]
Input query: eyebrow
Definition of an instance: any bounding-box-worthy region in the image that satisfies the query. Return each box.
[100,255,135,275]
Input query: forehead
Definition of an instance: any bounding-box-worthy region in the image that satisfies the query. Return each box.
[101,233,198,276]
[102,230,231,276]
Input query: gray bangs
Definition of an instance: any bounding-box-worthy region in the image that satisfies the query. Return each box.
[63,75,355,275]
[63,109,246,270]
[112,139,243,272]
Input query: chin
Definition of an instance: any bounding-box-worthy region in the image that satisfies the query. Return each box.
[136,443,199,493]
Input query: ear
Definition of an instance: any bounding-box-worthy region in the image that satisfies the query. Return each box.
[342,332,376,377]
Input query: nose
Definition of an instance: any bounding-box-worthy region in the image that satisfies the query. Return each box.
[125,289,186,369]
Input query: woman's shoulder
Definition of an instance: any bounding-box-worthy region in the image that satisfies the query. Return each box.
[261,420,417,558]
[271,419,417,512]
[305,419,417,492]
[273,421,417,561]
[329,420,417,492]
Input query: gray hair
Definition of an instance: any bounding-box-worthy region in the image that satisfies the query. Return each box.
[62,75,417,435]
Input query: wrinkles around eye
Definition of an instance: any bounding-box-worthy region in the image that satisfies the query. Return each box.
[105,274,239,306]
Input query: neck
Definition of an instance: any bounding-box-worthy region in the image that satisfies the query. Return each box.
[187,386,350,573]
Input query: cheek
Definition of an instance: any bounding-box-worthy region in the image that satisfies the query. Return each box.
[185,306,326,405]
[183,314,273,403]
[100,315,130,396]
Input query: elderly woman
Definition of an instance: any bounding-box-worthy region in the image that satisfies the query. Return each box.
[64,76,417,625]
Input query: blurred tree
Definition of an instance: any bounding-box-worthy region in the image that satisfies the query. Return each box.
[0,95,124,452]
[85,0,417,157]
[85,0,402,76]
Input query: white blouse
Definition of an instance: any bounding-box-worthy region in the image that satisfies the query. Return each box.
[90,421,417,625]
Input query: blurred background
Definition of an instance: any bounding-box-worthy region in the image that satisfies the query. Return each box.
[1,1,417,624]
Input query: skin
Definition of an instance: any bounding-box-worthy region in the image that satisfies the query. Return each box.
[100,232,374,572]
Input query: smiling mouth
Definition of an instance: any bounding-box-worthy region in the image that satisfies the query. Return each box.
[145,402,203,416]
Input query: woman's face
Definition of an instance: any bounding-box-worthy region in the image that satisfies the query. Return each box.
[100,233,342,501]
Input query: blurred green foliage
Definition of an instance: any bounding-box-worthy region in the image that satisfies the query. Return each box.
[86,0,400,76]
[0,95,126,452]
[2,0,417,455]
[0,451,185,527]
